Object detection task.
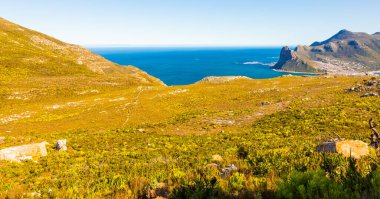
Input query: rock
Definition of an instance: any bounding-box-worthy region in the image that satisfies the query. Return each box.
[0,142,49,162]
[0,136,4,144]
[221,164,238,177]
[323,75,336,79]
[169,89,189,95]
[361,92,378,97]
[260,101,271,106]
[148,183,168,199]
[210,119,235,125]
[30,191,42,197]
[18,156,33,161]
[212,154,223,162]
[316,140,369,159]
[273,46,298,69]
[282,74,294,77]
[137,128,145,133]
[366,81,378,86]
[197,76,251,84]
[316,141,337,153]
[55,139,67,151]
[345,87,357,92]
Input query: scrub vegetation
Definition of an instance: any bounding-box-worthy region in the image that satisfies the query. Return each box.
[2,75,380,198]
[1,17,380,198]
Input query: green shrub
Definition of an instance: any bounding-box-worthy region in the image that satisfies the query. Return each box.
[229,172,246,191]
[277,169,348,199]
[170,174,220,199]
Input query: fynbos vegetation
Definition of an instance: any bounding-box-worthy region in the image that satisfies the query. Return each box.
[1,17,380,198]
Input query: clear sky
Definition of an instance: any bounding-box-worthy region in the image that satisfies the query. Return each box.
[1,0,379,46]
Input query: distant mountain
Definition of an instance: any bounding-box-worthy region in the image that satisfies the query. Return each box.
[273,30,380,74]
[0,18,164,85]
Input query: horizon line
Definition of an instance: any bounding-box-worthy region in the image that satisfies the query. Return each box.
[84,44,296,48]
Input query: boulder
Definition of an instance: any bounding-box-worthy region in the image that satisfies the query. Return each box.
[365,81,378,86]
[0,142,48,162]
[260,101,271,106]
[55,139,67,151]
[221,164,238,177]
[148,183,169,199]
[137,128,145,133]
[361,92,378,97]
[316,140,369,159]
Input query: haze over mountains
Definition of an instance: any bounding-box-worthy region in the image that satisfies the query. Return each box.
[273,30,380,74]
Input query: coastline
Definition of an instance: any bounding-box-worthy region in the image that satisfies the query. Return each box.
[272,69,323,75]
[273,69,380,76]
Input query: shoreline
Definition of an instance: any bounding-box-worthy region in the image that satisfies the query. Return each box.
[273,69,323,75]
[273,69,380,76]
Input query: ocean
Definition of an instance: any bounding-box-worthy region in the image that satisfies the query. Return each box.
[90,47,311,85]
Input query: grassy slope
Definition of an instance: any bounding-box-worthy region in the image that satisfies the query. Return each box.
[0,75,360,135]
[0,17,164,85]
[1,74,380,198]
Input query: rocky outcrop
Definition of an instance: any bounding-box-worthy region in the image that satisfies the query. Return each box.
[273,46,297,69]
[55,139,67,151]
[316,140,369,159]
[197,76,251,84]
[272,46,316,72]
[0,142,49,162]
[221,164,238,177]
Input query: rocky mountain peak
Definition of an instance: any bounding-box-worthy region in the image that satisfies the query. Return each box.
[274,29,380,74]
[273,46,297,69]
[310,29,371,47]
[337,29,351,35]
[279,46,296,60]
[331,29,356,40]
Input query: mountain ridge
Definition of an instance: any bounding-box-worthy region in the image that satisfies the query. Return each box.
[0,17,164,85]
[274,29,380,74]
[310,29,371,46]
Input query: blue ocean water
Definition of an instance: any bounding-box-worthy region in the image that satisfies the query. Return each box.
[90,47,310,85]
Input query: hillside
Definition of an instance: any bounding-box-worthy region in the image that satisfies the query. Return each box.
[0,18,164,85]
[1,19,380,198]
[2,72,380,198]
[273,30,380,74]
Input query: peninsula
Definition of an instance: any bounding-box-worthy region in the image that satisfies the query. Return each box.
[273,30,380,75]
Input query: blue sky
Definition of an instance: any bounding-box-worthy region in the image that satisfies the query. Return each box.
[1,0,379,46]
